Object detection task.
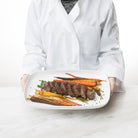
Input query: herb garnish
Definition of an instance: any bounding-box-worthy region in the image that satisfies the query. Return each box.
[37,80,47,88]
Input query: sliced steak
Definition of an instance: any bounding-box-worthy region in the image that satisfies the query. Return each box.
[50,81,57,93]
[72,83,81,97]
[80,85,87,99]
[66,83,75,97]
[42,80,96,100]
[87,90,95,100]
[56,81,64,94]
[43,82,51,92]
[60,81,67,95]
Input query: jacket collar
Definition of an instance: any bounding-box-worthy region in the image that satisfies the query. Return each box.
[57,0,81,23]
[49,0,81,33]
[68,0,80,23]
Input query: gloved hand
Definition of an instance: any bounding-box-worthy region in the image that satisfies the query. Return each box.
[108,77,116,96]
[20,74,30,92]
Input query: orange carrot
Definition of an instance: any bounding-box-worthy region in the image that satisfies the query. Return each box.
[63,98,81,106]
[74,81,96,87]
[36,89,67,98]
[53,79,96,87]
[53,79,62,81]
[65,73,80,78]
[51,99,73,106]
[66,73,102,82]
[49,97,80,106]
[36,90,41,93]
[34,94,81,106]
[34,95,73,106]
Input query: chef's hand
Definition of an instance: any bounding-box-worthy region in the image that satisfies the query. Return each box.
[20,74,30,92]
[108,77,116,96]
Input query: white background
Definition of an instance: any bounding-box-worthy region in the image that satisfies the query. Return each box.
[0,0,138,87]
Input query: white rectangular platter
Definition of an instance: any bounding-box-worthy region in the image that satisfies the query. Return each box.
[24,70,110,110]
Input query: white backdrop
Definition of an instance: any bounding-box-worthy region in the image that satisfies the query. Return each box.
[0,0,138,87]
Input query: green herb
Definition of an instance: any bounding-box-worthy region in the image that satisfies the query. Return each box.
[37,80,47,88]
[76,96,89,103]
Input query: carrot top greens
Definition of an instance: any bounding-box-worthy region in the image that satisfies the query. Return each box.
[37,80,47,88]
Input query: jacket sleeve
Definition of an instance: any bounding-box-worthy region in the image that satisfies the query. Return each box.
[21,0,46,77]
[98,1,125,92]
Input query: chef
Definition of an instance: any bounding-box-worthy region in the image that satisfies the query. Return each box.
[20,0,125,95]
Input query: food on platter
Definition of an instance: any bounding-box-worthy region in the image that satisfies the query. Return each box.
[27,73,106,106]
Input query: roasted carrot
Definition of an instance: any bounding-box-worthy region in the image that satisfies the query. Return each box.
[79,80,96,82]
[36,89,79,101]
[51,97,81,106]
[53,79,96,87]
[66,73,102,82]
[35,90,41,93]
[63,98,81,106]
[93,86,104,92]
[74,80,101,85]
[51,99,74,106]
[35,90,66,98]
[88,87,93,91]
[65,73,81,78]
[100,95,103,99]
[54,78,101,85]
[34,93,81,106]
[73,81,96,87]
[30,96,63,106]
[54,77,83,80]
[100,89,104,92]
[33,95,73,106]
[33,95,58,104]
[44,95,80,106]
[54,77,97,82]
[53,79,64,82]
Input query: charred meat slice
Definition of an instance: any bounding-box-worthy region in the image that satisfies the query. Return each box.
[72,83,81,97]
[80,85,87,99]
[42,82,51,92]
[54,81,61,94]
[87,90,95,100]
[41,81,96,100]
[60,81,67,95]
[50,81,57,93]
[66,83,75,97]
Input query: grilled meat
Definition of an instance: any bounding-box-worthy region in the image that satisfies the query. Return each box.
[41,81,95,100]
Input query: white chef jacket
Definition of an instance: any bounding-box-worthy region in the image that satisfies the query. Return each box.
[21,0,125,92]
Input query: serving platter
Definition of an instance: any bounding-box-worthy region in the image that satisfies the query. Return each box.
[24,70,110,110]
